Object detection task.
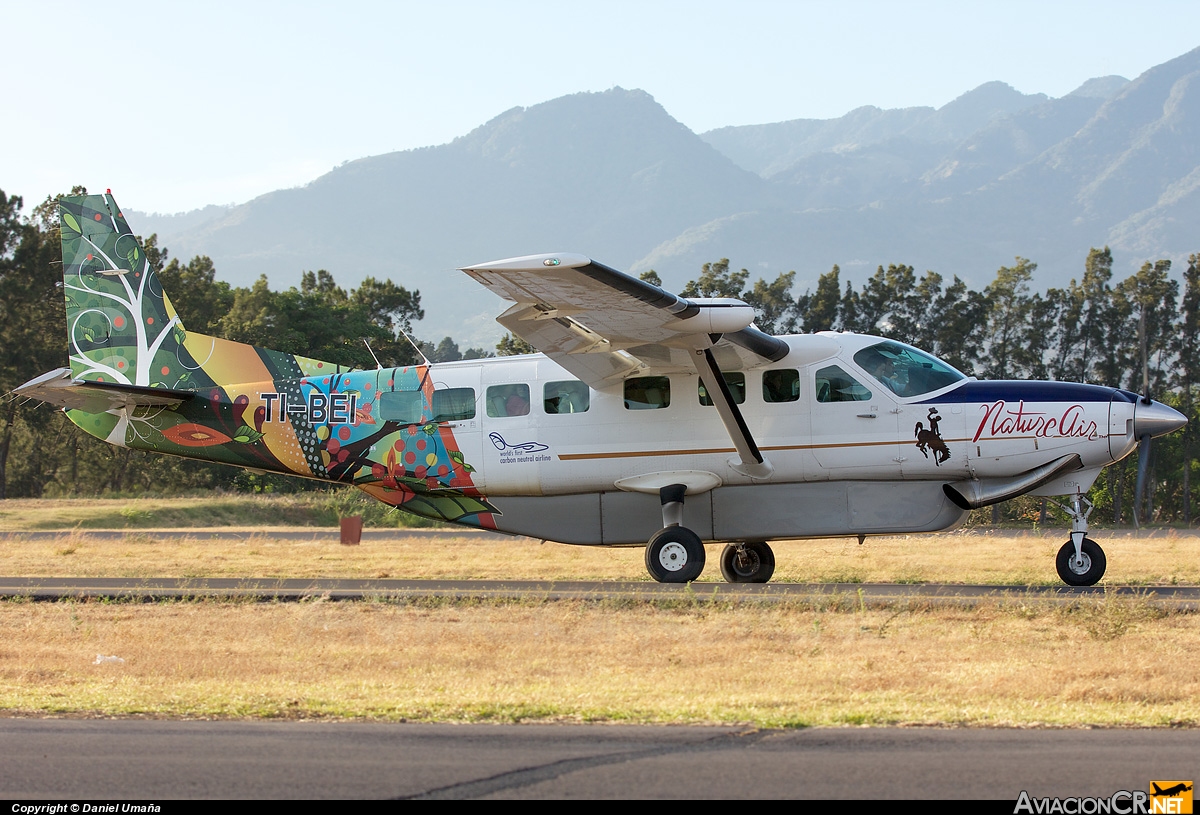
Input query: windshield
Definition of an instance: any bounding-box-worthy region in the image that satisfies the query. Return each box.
[852,341,966,398]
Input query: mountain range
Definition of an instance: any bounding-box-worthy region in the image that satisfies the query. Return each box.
[132,47,1200,345]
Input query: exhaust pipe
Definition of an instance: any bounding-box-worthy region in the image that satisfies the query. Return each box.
[944,453,1083,510]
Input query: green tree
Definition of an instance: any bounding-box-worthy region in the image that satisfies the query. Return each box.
[982,258,1038,379]
[160,254,232,335]
[680,258,748,298]
[839,264,911,335]
[742,271,796,334]
[1174,254,1200,523]
[1077,248,1122,386]
[0,190,75,498]
[1114,259,1177,395]
[220,271,423,369]
[425,336,463,363]
[1114,259,1177,523]
[795,266,842,333]
[920,275,988,376]
[638,270,662,287]
[496,333,535,355]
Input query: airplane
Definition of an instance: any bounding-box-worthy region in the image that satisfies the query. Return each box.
[1152,783,1193,797]
[14,192,1188,586]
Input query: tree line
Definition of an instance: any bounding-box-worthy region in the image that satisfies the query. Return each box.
[2,185,1198,527]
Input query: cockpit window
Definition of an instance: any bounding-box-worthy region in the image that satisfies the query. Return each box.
[853,341,966,398]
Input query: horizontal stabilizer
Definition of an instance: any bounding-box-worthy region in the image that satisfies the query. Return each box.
[14,368,193,413]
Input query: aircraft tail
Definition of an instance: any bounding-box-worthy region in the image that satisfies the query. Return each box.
[41,191,362,460]
[57,191,349,393]
[59,192,191,388]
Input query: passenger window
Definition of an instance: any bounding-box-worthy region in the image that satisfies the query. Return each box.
[815,366,872,403]
[698,372,746,406]
[763,369,800,403]
[378,390,424,424]
[431,387,476,422]
[544,380,590,414]
[624,376,671,410]
[486,384,530,418]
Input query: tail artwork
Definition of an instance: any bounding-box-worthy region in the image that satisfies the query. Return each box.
[17,192,498,525]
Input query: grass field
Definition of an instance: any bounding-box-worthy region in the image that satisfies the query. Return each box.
[1,497,1198,726]
[0,493,431,531]
[2,592,1196,727]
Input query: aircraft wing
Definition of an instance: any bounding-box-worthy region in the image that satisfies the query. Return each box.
[13,368,193,413]
[461,253,789,388]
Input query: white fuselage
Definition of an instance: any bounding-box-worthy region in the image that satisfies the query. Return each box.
[361,332,1134,544]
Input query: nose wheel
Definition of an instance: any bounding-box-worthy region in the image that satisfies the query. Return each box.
[720,541,775,583]
[1055,537,1106,586]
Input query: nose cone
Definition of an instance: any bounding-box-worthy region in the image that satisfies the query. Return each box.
[1133,399,1188,439]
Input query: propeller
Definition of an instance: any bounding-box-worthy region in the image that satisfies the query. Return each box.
[1132,309,1152,525]
[1133,309,1152,527]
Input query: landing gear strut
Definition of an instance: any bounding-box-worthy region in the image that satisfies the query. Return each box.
[644,484,706,583]
[719,541,775,583]
[1051,494,1106,586]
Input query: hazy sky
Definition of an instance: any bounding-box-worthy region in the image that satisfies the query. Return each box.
[5,0,1199,213]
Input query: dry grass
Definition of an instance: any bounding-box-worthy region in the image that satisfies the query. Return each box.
[0,494,433,531]
[1,597,1196,726]
[2,527,1199,585]
[2,518,1198,726]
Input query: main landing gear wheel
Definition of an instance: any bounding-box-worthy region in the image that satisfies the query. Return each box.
[645,527,706,583]
[1055,537,1106,586]
[719,541,775,583]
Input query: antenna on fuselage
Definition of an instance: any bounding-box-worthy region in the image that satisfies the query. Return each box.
[397,329,433,367]
[360,338,384,370]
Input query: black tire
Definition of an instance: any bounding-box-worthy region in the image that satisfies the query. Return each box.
[1055,537,1106,586]
[719,541,776,583]
[645,527,706,583]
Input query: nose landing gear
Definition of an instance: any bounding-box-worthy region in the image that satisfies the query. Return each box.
[1051,494,1107,586]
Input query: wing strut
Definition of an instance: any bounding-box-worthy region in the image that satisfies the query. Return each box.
[691,348,773,479]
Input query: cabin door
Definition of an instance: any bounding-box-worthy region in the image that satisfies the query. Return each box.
[806,362,901,476]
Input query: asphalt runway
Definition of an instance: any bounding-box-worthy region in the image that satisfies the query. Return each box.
[1,720,1196,799]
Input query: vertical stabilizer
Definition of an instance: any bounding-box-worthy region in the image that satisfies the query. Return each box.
[60,192,184,387]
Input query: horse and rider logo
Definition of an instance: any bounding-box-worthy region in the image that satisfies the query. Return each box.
[915,407,951,465]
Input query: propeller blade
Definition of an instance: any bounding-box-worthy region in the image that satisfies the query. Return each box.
[1134,433,1152,526]
[1140,309,1150,402]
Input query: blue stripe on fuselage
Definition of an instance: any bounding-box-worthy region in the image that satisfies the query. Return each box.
[916,380,1130,405]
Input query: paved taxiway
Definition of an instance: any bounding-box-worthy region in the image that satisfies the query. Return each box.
[2,576,1197,608]
[2,720,1197,799]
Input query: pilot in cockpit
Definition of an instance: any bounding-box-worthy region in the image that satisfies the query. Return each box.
[867,354,904,396]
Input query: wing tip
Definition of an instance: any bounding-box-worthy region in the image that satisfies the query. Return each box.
[460,252,592,272]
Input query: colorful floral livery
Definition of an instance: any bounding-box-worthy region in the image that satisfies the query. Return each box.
[54,193,496,526]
